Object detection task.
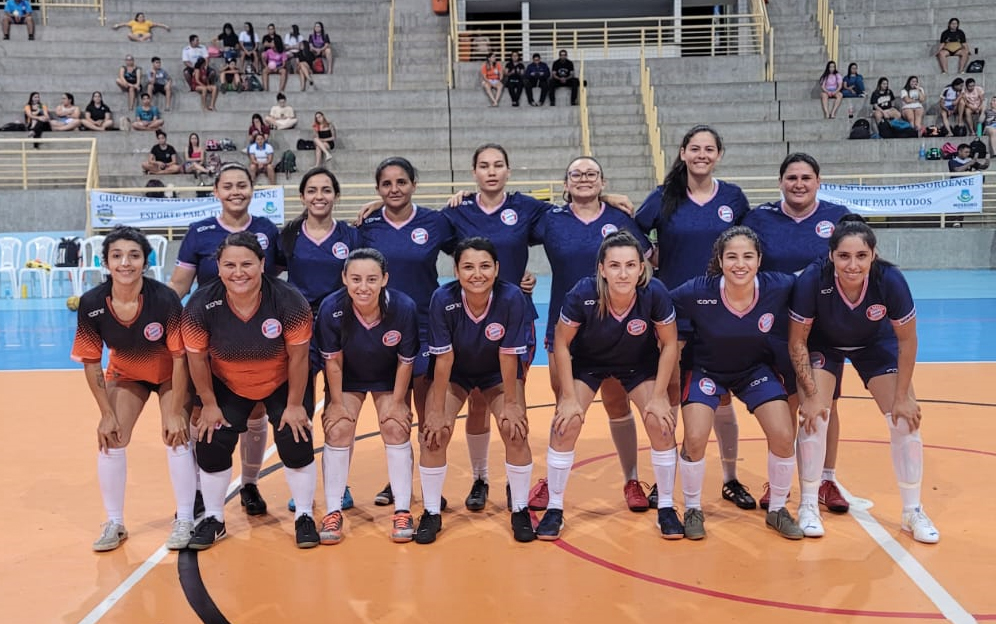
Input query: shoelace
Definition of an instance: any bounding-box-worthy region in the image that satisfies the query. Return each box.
[322,512,342,532]
[392,513,413,530]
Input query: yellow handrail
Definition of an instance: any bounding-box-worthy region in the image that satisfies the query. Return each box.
[0,137,97,190]
[749,0,775,81]
[387,0,396,90]
[639,49,666,184]
[578,52,591,157]
[39,0,104,25]
[816,0,839,63]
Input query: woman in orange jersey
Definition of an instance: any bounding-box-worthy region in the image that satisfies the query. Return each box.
[71,226,197,552]
[181,231,319,550]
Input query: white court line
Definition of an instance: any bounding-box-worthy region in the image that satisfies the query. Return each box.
[836,483,976,624]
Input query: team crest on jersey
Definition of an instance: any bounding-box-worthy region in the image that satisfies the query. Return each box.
[261,318,283,339]
[717,205,734,222]
[600,223,619,237]
[332,242,349,259]
[815,220,835,238]
[485,322,506,341]
[866,304,887,321]
[810,352,826,369]
[698,377,717,396]
[626,319,647,335]
[411,228,429,245]
[382,330,402,347]
[255,232,270,250]
[143,322,164,341]
[757,313,774,333]
[500,209,518,226]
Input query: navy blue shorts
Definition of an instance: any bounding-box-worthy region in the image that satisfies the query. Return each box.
[810,336,899,388]
[573,365,656,393]
[682,364,787,413]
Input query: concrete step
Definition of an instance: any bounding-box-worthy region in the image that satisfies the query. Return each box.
[659,120,784,144]
[653,81,776,103]
[647,56,766,83]
[657,101,781,123]
[588,103,644,117]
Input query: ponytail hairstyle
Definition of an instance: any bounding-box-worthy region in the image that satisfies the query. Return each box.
[659,125,723,228]
[825,214,894,279]
[340,247,390,341]
[594,230,650,319]
[561,155,604,203]
[706,225,762,277]
[280,166,341,260]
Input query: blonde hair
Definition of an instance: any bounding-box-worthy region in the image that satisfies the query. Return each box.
[595,230,650,319]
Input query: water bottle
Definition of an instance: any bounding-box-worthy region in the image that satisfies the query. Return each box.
[977,122,983,137]
[847,103,854,119]
[919,142,926,160]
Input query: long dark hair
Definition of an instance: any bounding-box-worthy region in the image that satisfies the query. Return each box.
[659,125,723,227]
[280,167,342,259]
[244,22,256,41]
[823,214,894,279]
[706,226,761,277]
[340,248,391,341]
[819,61,839,84]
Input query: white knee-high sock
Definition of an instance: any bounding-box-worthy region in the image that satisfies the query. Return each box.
[679,455,706,510]
[166,443,197,522]
[796,415,829,506]
[505,462,533,512]
[767,451,795,513]
[286,461,317,520]
[240,416,268,485]
[200,467,232,522]
[546,448,575,510]
[466,432,491,482]
[886,415,924,511]
[608,413,639,482]
[97,448,127,524]
[650,448,677,508]
[385,442,413,512]
[322,444,350,515]
[418,464,447,514]
[713,403,739,482]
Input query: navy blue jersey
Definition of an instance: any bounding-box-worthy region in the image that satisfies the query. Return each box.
[176,216,281,285]
[671,272,795,375]
[315,287,419,391]
[280,220,362,307]
[359,205,456,326]
[741,200,851,274]
[635,180,749,286]
[789,257,916,349]
[560,277,675,372]
[531,203,651,346]
[427,280,529,380]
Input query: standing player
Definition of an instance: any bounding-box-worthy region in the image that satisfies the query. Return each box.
[168,162,281,518]
[535,231,678,540]
[314,249,420,543]
[789,215,939,543]
[181,232,319,549]
[635,125,753,511]
[669,227,803,540]
[72,226,198,551]
[418,237,534,544]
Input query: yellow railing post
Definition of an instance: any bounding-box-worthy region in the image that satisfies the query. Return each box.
[387,0,396,90]
[579,52,591,157]
[639,50,666,184]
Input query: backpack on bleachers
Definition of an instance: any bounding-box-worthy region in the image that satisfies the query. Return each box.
[275,150,297,178]
[970,139,988,159]
[848,118,871,139]
[966,60,985,73]
[55,237,81,267]
[246,74,264,92]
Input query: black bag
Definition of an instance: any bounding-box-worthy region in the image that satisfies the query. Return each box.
[296,139,316,150]
[877,120,896,139]
[970,138,988,159]
[55,237,81,267]
[1,122,27,132]
[953,125,969,137]
[848,118,871,139]
[145,178,166,198]
[966,59,985,73]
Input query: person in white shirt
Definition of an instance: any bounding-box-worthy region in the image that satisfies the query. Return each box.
[247,133,276,184]
[182,34,211,88]
[264,93,298,130]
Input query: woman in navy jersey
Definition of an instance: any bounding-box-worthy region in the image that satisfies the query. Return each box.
[670,227,803,540]
[635,125,754,511]
[314,249,420,544]
[742,153,850,513]
[168,163,281,519]
[72,226,197,552]
[789,215,939,543]
[535,231,678,540]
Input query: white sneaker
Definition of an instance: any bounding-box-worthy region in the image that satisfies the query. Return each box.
[93,521,128,552]
[902,507,940,544]
[166,519,196,550]
[798,503,825,537]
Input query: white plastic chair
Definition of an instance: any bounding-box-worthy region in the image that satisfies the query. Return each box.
[50,238,82,297]
[79,235,107,292]
[17,236,57,298]
[0,237,21,298]
[145,235,169,282]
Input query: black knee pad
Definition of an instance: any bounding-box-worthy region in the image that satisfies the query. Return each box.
[273,425,315,469]
[196,427,239,472]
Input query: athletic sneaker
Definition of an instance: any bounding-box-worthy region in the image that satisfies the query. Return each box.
[683,508,706,540]
[765,507,804,540]
[166,519,195,550]
[759,482,789,511]
[624,480,650,512]
[341,486,354,510]
[374,483,394,506]
[506,483,512,510]
[818,480,849,513]
[528,478,549,511]
[511,509,536,543]
[721,479,757,510]
[188,516,227,550]
[656,507,684,540]
[797,503,825,537]
[901,507,940,544]
[647,483,658,508]
[295,514,320,549]
[239,483,267,516]
[415,511,443,544]
[391,511,415,543]
[320,511,344,545]
[465,478,489,511]
[93,521,128,552]
[536,508,564,541]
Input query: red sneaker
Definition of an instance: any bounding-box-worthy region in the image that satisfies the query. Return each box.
[818,480,850,513]
[624,480,650,512]
[528,478,549,511]
[758,482,790,511]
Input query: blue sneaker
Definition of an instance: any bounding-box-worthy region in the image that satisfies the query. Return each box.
[288,486,352,513]
[287,497,296,512]
[536,508,564,541]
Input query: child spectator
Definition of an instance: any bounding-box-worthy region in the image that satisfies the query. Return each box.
[264,93,297,129]
[900,75,926,132]
[50,93,82,132]
[959,78,985,131]
[116,54,143,111]
[937,77,964,135]
[141,130,182,174]
[82,91,114,131]
[146,56,173,112]
[219,59,243,92]
[841,63,865,98]
[818,60,843,118]
[247,133,276,184]
[936,18,970,75]
[869,77,901,124]
[2,0,34,41]
[309,22,333,74]
[112,12,168,42]
[131,93,164,131]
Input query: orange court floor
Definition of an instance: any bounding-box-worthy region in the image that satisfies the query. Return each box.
[1,364,993,624]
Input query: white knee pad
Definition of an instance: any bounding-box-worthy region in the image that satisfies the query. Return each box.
[886,414,923,486]
[796,415,829,483]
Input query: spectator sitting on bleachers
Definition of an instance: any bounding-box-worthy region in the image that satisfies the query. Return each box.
[295,40,317,90]
[937,77,964,135]
[82,91,114,131]
[146,56,173,112]
[141,130,182,174]
[182,34,213,90]
[983,96,996,156]
[219,59,244,92]
[550,49,580,106]
[247,133,276,185]
[948,143,987,172]
[111,12,169,42]
[261,23,279,52]
[312,111,335,166]
[130,92,164,131]
[869,77,901,124]
[214,23,240,63]
[309,22,333,74]
[504,51,526,107]
[183,133,212,179]
[262,38,290,93]
[841,63,865,98]
[248,113,270,144]
[936,18,970,75]
[480,52,504,107]
[959,78,985,131]
[239,22,261,73]
[818,60,843,119]
[116,54,143,111]
[264,93,297,130]
[50,93,82,132]
[285,25,303,63]
[900,75,926,132]
[192,58,219,111]
[23,92,50,146]
[2,0,34,41]
[524,53,551,106]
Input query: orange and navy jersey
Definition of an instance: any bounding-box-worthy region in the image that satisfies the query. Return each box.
[71,278,185,384]
[182,275,312,400]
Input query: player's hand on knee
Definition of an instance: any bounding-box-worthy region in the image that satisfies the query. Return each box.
[278,404,312,443]
[97,411,122,452]
[552,400,583,436]
[162,411,190,448]
[198,403,230,444]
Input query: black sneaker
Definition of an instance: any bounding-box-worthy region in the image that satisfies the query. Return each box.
[239,483,267,516]
[295,514,320,549]
[536,508,564,541]
[647,483,658,508]
[193,490,205,518]
[506,483,512,510]
[374,483,394,506]
[441,495,448,512]
[414,511,442,544]
[656,507,685,540]
[465,478,489,511]
[188,516,227,550]
[511,509,536,543]
[721,479,757,510]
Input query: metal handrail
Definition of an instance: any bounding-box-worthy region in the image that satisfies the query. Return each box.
[749,0,774,80]
[38,0,104,25]
[578,52,591,156]
[817,0,839,63]
[0,137,97,190]
[639,49,666,184]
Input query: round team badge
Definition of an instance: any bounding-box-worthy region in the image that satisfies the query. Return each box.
[810,352,826,369]
[757,313,774,333]
[601,223,619,237]
[485,323,506,341]
[255,232,270,250]
[717,205,734,222]
[382,330,402,347]
[261,318,283,339]
[411,228,429,245]
[866,304,887,321]
[500,209,518,226]
[698,377,717,396]
[815,220,835,238]
[332,242,349,259]
[626,319,647,335]
[143,322,164,341]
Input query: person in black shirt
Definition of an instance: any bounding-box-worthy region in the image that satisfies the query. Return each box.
[141,130,181,174]
[504,51,526,107]
[82,91,115,131]
[936,17,970,74]
[550,49,580,106]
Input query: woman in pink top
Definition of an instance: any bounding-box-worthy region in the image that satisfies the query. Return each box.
[819,61,843,119]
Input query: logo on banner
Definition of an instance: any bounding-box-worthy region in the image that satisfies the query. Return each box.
[866,304,887,321]
[815,221,835,238]
[332,242,349,259]
[261,318,283,338]
[500,209,518,225]
[757,313,774,333]
[601,223,619,237]
[627,319,647,335]
[411,228,429,245]
[958,190,973,203]
[96,204,115,226]
[718,205,734,222]
[485,323,505,341]
[255,232,270,250]
[698,377,716,396]
[382,330,402,346]
[143,322,164,341]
